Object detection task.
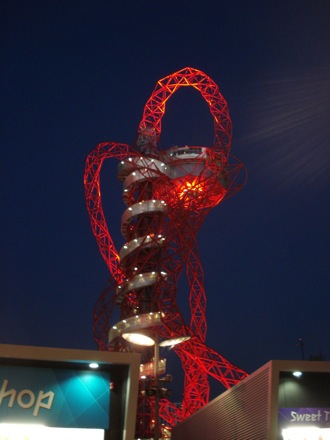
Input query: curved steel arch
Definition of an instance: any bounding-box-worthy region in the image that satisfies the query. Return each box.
[137,67,232,159]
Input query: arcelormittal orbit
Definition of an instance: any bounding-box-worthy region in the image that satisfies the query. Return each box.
[84,67,248,438]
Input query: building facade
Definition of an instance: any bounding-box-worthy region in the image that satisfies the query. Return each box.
[0,344,141,440]
[172,360,330,440]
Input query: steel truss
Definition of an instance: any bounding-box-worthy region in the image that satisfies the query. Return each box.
[84,67,248,438]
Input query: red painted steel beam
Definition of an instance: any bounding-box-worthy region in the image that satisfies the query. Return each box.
[84,67,247,438]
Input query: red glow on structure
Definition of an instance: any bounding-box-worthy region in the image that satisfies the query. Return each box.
[84,67,248,438]
[178,177,203,197]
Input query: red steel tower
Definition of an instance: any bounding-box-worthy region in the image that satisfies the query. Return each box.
[84,67,248,438]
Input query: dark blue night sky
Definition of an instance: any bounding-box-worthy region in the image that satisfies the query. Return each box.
[1,0,329,399]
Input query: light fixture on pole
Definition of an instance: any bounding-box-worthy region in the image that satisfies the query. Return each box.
[108,312,164,343]
[122,333,191,440]
[109,314,191,440]
[159,335,191,347]
[122,331,155,347]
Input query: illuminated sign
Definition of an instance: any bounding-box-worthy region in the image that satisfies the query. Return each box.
[0,424,105,440]
[0,365,110,429]
[282,427,330,440]
[279,408,330,428]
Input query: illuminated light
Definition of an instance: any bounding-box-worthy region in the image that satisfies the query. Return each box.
[134,267,138,271]
[124,245,128,249]
[0,425,104,440]
[282,427,330,440]
[113,326,117,329]
[89,362,99,369]
[178,179,204,199]
[123,332,155,346]
[292,371,302,378]
[128,157,132,161]
[128,207,132,211]
[159,335,191,347]
[133,172,136,176]
[0,423,46,431]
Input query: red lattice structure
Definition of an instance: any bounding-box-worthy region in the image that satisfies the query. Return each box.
[84,67,248,438]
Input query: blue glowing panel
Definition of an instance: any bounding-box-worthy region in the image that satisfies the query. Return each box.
[0,365,110,428]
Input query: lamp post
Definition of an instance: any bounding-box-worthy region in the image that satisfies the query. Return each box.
[125,334,190,440]
[109,314,190,440]
[153,333,160,440]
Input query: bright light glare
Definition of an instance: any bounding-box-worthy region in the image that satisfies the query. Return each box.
[178,179,204,200]
[123,332,155,346]
[282,427,330,440]
[243,70,329,190]
[159,335,191,347]
[292,371,302,378]
[0,425,104,440]
[89,362,99,369]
